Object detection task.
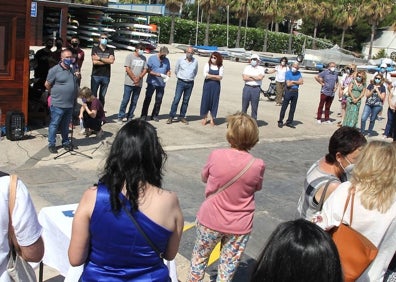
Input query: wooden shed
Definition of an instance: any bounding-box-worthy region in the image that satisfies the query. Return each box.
[0,0,31,126]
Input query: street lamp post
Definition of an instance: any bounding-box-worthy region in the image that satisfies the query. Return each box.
[227,5,229,47]
[195,0,200,46]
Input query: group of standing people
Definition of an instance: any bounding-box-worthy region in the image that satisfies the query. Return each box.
[307,60,396,145]
[34,34,108,153]
[118,46,224,127]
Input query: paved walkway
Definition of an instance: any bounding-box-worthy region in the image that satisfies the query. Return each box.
[0,44,392,281]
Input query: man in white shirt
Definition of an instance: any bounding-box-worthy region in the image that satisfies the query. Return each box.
[241,54,266,120]
[167,46,198,125]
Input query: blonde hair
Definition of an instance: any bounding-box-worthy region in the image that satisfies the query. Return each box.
[351,141,396,213]
[226,112,259,151]
[79,87,92,99]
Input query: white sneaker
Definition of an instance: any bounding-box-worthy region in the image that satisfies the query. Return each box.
[317,120,322,124]
[323,120,333,125]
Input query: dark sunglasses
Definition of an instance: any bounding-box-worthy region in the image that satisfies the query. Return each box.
[100,37,107,39]
[211,56,217,59]
[357,75,362,78]
[251,58,258,61]
[71,41,78,44]
[375,77,381,79]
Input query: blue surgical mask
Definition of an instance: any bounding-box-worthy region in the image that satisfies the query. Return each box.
[374,78,381,84]
[100,38,108,46]
[251,60,257,67]
[63,58,72,67]
[138,50,144,56]
[356,77,362,82]
[380,68,386,73]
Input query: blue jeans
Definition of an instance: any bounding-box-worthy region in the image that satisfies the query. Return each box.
[141,83,165,118]
[48,106,73,147]
[279,90,299,124]
[91,75,110,107]
[360,104,383,134]
[169,79,194,118]
[118,85,142,119]
[242,85,260,120]
[384,107,394,137]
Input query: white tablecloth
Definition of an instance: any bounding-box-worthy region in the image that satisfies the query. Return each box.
[38,204,178,281]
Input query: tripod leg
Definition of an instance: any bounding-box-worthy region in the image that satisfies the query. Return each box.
[54,116,93,159]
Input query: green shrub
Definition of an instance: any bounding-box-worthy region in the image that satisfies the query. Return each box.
[151,16,332,54]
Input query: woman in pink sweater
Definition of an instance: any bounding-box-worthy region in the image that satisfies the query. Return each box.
[187,112,265,282]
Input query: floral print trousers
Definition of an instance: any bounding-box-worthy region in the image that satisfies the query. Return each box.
[187,222,250,282]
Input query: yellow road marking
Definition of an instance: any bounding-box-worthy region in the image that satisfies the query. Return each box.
[208,242,220,266]
[183,222,196,232]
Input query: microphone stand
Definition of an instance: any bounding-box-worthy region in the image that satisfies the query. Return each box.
[54,121,92,160]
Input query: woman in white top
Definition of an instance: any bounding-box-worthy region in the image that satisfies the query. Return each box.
[318,141,396,281]
[267,57,289,106]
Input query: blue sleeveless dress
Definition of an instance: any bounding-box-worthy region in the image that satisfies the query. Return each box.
[79,184,172,282]
[200,66,221,118]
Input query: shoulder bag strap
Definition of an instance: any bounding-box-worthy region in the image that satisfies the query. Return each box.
[340,187,354,224]
[8,175,20,252]
[122,205,164,259]
[349,188,355,225]
[316,179,332,212]
[206,157,256,200]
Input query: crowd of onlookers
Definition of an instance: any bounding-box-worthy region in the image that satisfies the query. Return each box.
[5,37,395,281]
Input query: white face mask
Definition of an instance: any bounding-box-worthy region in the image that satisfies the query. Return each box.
[138,50,144,56]
[251,60,258,67]
[339,156,354,180]
[329,67,336,72]
[291,67,297,73]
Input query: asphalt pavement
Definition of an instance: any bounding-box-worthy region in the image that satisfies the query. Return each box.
[0,44,391,281]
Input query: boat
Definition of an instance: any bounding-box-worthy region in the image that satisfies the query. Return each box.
[301,45,368,71]
[193,46,230,58]
[111,24,158,51]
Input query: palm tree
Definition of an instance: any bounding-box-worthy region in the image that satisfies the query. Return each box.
[229,0,249,48]
[258,0,278,52]
[332,1,359,49]
[281,0,306,54]
[166,0,185,44]
[360,0,394,59]
[199,0,224,45]
[305,0,331,49]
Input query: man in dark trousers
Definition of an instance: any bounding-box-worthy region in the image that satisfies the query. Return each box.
[91,33,115,108]
[45,49,78,154]
[278,62,304,128]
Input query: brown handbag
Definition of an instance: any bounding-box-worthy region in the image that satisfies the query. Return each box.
[328,188,378,282]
